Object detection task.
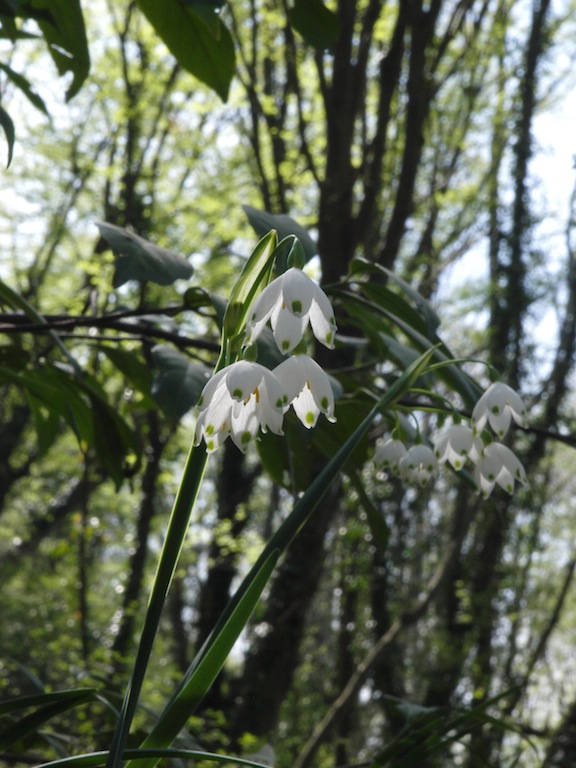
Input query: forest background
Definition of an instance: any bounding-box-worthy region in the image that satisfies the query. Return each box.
[2,1,576,766]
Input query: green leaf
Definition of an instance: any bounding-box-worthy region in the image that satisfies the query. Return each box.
[223,230,277,343]
[0,688,97,717]
[106,446,210,768]
[289,0,340,50]
[96,222,194,288]
[36,747,275,768]
[27,392,61,456]
[242,205,318,263]
[0,103,15,167]
[0,689,97,748]
[136,0,235,100]
[0,343,29,369]
[33,0,90,100]
[126,349,437,768]
[0,62,49,114]
[151,345,210,421]
[0,363,93,446]
[99,346,154,398]
[133,551,281,764]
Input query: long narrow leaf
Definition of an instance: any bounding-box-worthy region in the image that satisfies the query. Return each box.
[134,550,281,761]
[105,445,209,768]
[41,747,274,768]
[0,688,97,718]
[126,346,438,768]
[0,692,97,749]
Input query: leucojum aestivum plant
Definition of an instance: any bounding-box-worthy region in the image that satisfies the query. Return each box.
[39,230,527,768]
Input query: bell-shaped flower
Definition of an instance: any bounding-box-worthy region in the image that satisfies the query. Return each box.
[399,444,438,487]
[195,361,285,453]
[273,354,336,428]
[472,382,526,438]
[473,442,527,498]
[434,424,482,470]
[244,267,337,354]
[374,438,406,475]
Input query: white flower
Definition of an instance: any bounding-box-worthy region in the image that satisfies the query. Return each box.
[244,267,337,354]
[195,361,285,453]
[273,354,336,428]
[434,424,482,470]
[374,439,406,475]
[399,445,438,487]
[472,382,526,438]
[473,442,527,498]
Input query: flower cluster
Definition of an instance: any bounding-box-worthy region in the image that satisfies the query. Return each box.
[195,268,337,453]
[374,382,528,498]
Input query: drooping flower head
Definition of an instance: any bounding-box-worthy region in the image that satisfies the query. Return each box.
[472,382,526,438]
[195,361,285,453]
[473,442,527,498]
[273,354,336,428]
[374,438,406,475]
[244,267,337,354]
[434,424,482,470]
[399,445,438,487]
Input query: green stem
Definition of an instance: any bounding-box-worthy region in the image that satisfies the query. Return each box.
[106,443,209,768]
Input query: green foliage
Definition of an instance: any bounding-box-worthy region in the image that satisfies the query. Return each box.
[150,345,210,422]
[242,206,318,263]
[0,102,15,165]
[96,222,194,288]
[288,0,339,50]
[1,2,575,767]
[135,0,235,101]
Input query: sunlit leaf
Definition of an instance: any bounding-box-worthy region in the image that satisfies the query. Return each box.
[136,0,235,100]
[0,103,15,167]
[96,222,194,288]
[0,62,49,114]
[151,345,211,421]
[34,0,90,100]
[242,205,318,263]
[289,0,340,50]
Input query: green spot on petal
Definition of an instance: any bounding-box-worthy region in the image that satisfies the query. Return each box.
[291,299,302,314]
[282,340,290,351]
[305,411,315,425]
[321,396,328,409]
[206,424,215,436]
[241,431,251,445]
[232,388,243,398]
[207,440,215,451]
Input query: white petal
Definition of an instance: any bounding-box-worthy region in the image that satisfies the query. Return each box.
[244,278,283,344]
[474,463,495,498]
[291,385,321,428]
[297,355,335,418]
[273,356,303,403]
[196,367,228,411]
[271,306,307,353]
[230,402,260,452]
[308,298,337,349]
[226,361,263,401]
[248,277,283,323]
[374,439,406,474]
[280,268,315,316]
[487,407,511,439]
